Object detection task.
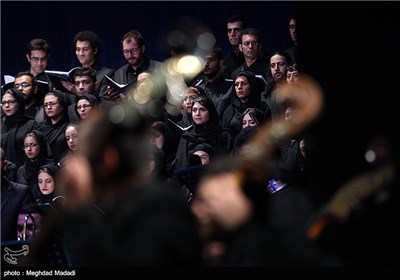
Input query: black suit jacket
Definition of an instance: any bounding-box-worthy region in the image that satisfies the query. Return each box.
[1,178,34,241]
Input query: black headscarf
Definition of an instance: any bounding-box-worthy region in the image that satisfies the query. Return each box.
[74,94,99,119]
[1,88,31,132]
[1,88,37,168]
[18,130,54,188]
[34,163,60,204]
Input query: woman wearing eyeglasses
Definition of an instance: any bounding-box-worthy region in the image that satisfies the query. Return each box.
[74,94,98,121]
[1,88,39,169]
[37,90,70,164]
[16,130,55,189]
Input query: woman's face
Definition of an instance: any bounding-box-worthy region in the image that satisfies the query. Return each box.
[23,136,41,160]
[287,69,300,84]
[43,95,62,119]
[65,126,79,151]
[76,99,92,119]
[192,102,210,126]
[242,113,257,128]
[182,92,198,114]
[234,76,251,100]
[151,130,164,150]
[38,171,55,195]
[1,93,19,117]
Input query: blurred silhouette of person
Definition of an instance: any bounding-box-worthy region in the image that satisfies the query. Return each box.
[32,104,203,266]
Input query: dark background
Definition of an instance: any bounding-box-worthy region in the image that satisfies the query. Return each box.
[1,1,294,76]
[2,0,400,203]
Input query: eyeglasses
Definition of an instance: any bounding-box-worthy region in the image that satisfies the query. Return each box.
[241,41,259,48]
[122,47,141,55]
[23,143,39,149]
[1,100,18,106]
[14,82,32,88]
[43,101,59,108]
[76,104,92,110]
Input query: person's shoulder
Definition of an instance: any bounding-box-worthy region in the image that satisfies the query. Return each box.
[114,64,129,73]
[9,180,30,191]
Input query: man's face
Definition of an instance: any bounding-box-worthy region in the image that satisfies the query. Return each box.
[14,75,36,103]
[270,55,288,82]
[289,18,297,43]
[204,53,221,77]
[74,75,95,96]
[26,50,48,76]
[227,21,243,47]
[239,34,261,61]
[122,38,144,68]
[76,40,97,67]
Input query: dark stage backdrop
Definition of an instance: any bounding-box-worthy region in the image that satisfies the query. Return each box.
[2,0,400,203]
[1,0,294,78]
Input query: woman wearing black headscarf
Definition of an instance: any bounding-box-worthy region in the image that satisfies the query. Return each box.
[37,90,70,163]
[1,88,39,168]
[222,71,271,138]
[16,130,55,189]
[74,94,99,121]
[174,96,234,171]
[35,163,64,216]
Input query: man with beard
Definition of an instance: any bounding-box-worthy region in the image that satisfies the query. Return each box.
[107,30,161,101]
[189,47,232,121]
[263,51,292,119]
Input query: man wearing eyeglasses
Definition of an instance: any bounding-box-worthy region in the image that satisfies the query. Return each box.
[17,39,52,108]
[284,16,298,64]
[25,38,51,85]
[231,28,271,82]
[13,72,43,120]
[108,30,161,101]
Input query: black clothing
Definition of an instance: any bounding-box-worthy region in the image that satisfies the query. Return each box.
[1,88,38,168]
[174,98,234,170]
[37,91,69,163]
[1,177,34,241]
[16,130,55,189]
[231,57,271,82]
[222,71,271,138]
[67,93,100,123]
[58,181,203,266]
[89,61,115,98]
[102,57,161,101]
[285,45,298,64]
[190,73,232,121]
[223,50,244,76]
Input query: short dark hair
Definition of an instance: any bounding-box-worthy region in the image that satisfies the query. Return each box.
[15,72,38,87]
[209,47,224,60]
[71,67,97,83]
[239,28,261,44]
[121,30,145,47]
[73,30,101,54]
[26,38,50,56]
[270,50,292,66]
[226,15,248,29]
